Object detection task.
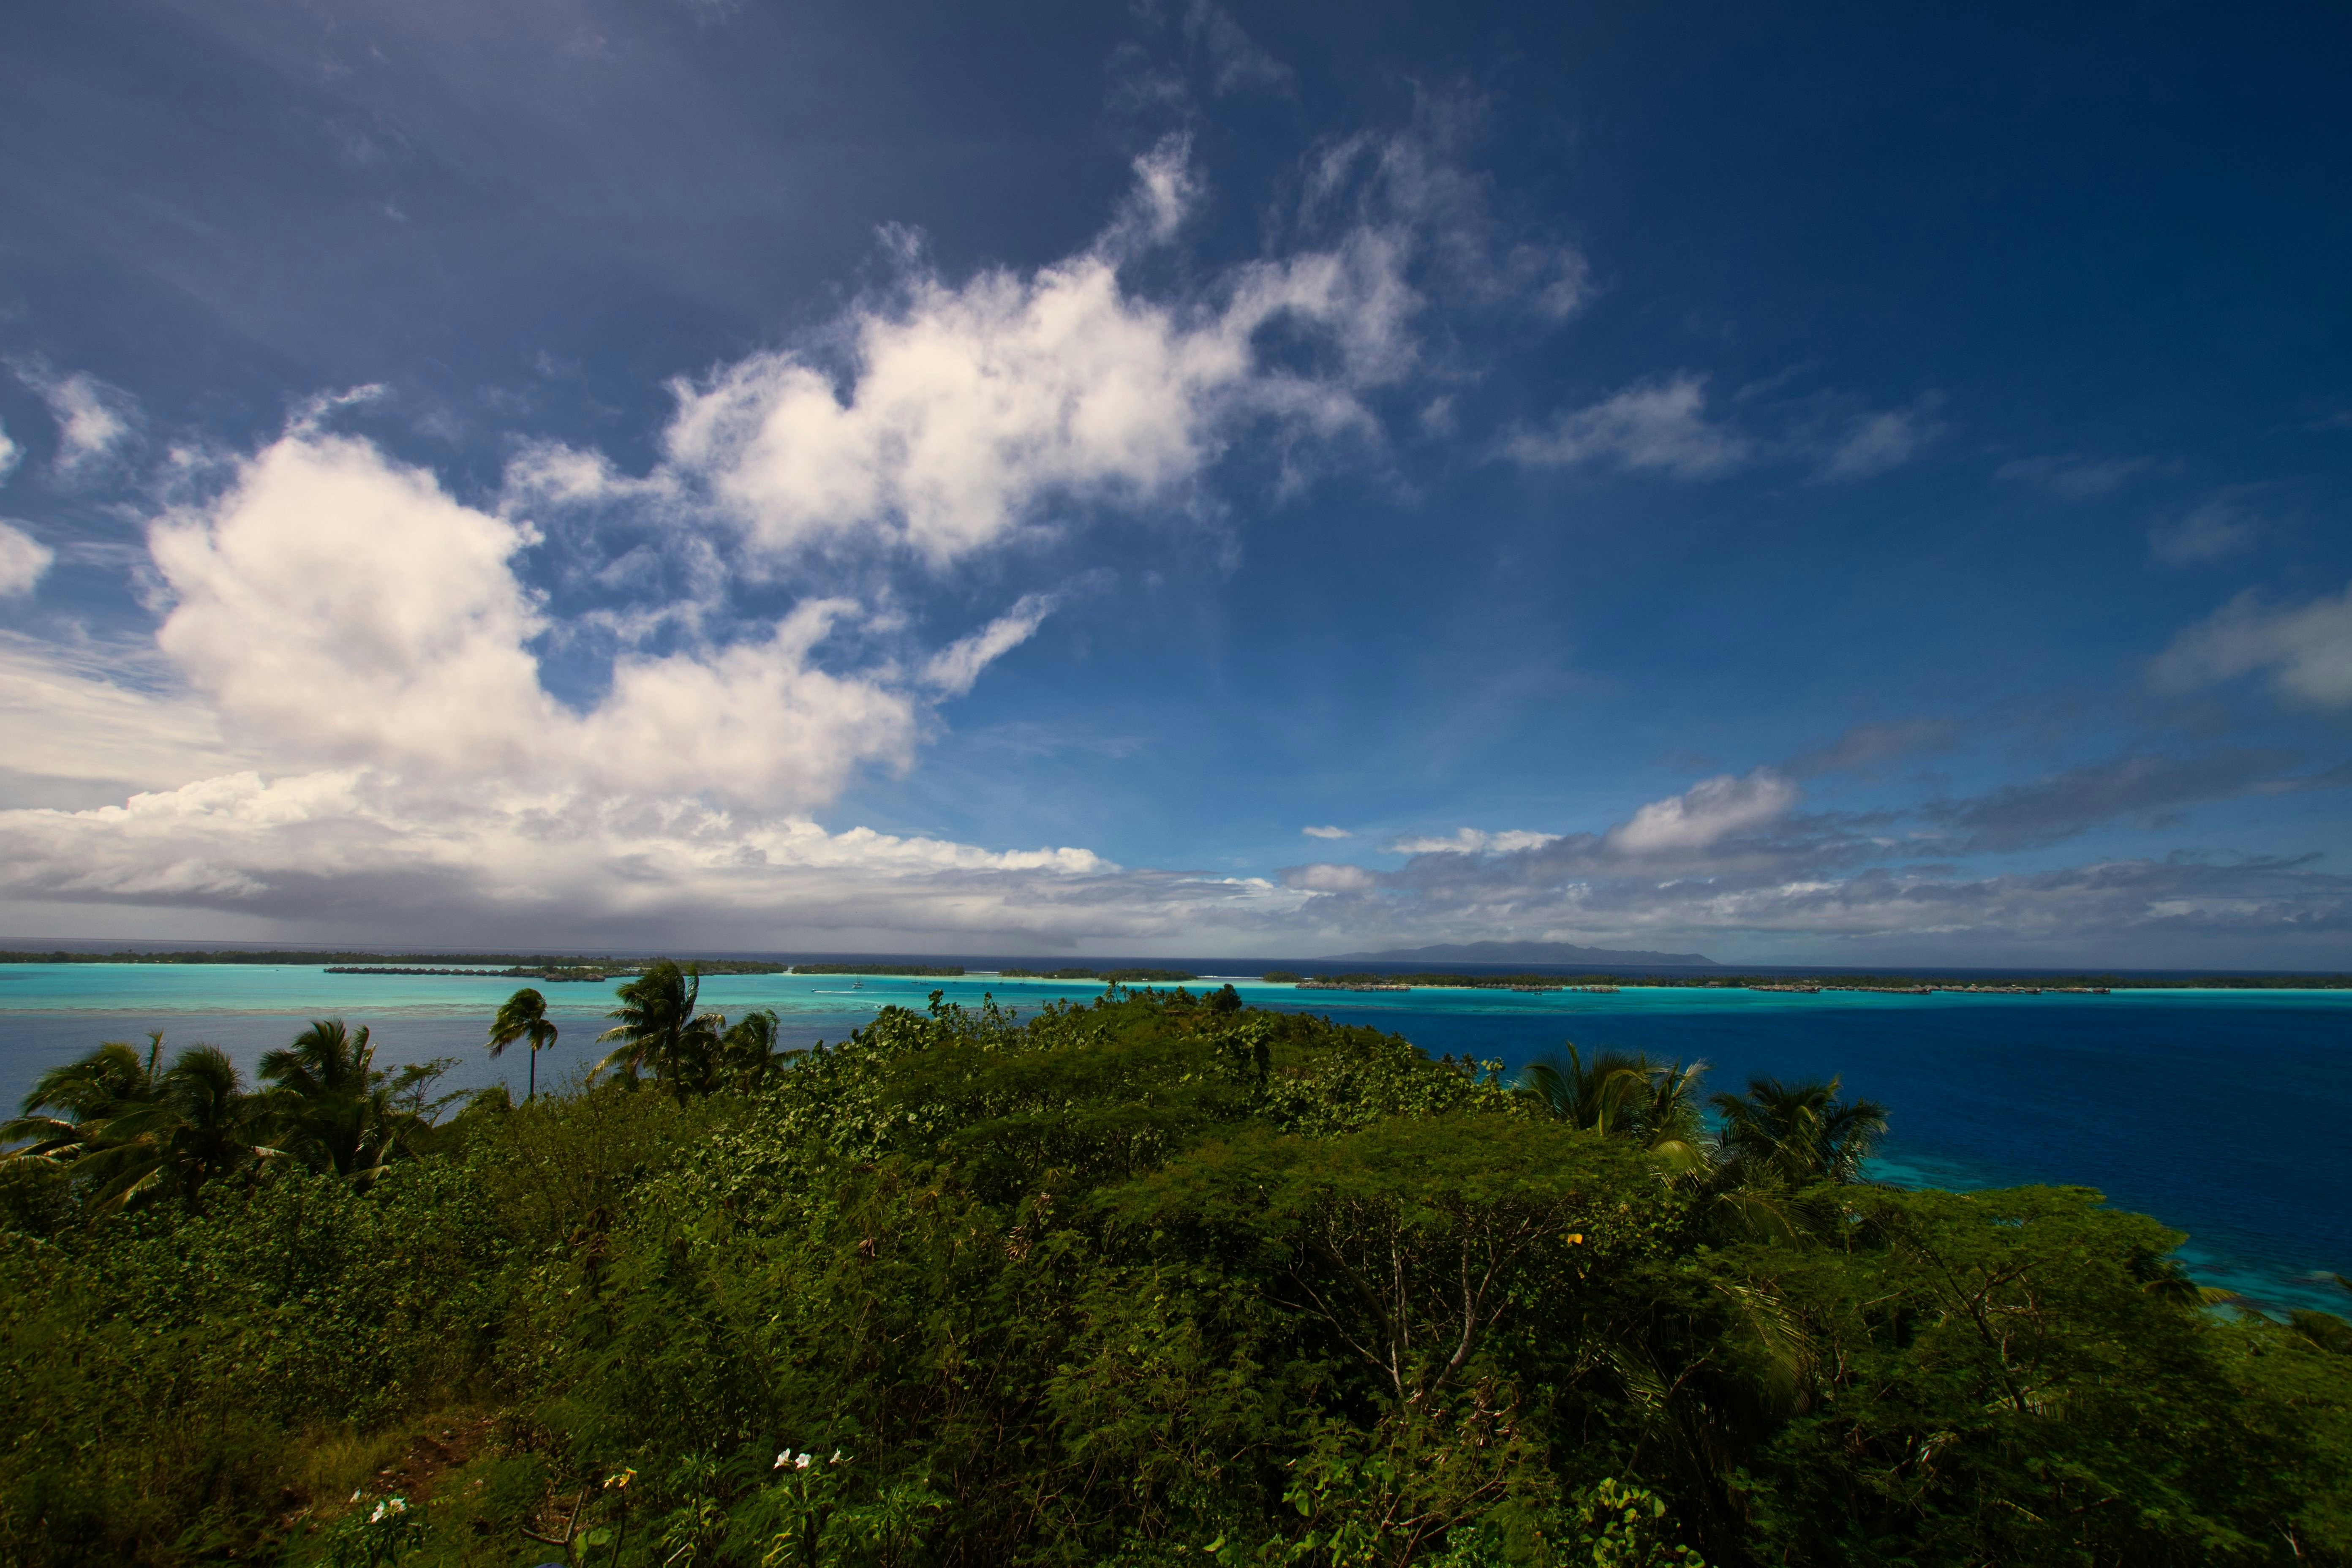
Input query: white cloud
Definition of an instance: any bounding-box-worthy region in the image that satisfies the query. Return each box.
[921,593,1057,697]
[141,425,1081,808]
[0,633,249,791]
[1503,374,1749,478]
[0,419,19,481]
[1383,827,1561,855]
[1301,824,1351,838]
[647,142,1413,567]
[0,523,53,596]
[2148,489,2269,566]
[1820,401,1941,479]
[2152,580,2352,709]
[1601,769,1798,855]
[0,128,1614,947]
[0,412,1263,944]
[16,366,138,474]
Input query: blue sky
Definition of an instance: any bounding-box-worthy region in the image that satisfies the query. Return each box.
[0,0,2347,964]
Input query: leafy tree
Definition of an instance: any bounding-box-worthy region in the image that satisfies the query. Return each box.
[485,985,559,1102]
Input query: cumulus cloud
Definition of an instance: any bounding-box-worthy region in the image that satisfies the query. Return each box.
[0,522,53,596]
[14,364,139,474]
[0,419,19,481]
[1301,824,1351,838]
[1502,374,1750,478]
[634,138,1442,566]
[1602,769,1798,855]
[0,125,1620,947]
[2152,580,2352,709]
[144,426,993,808]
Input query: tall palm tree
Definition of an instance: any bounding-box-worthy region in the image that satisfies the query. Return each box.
[1520,1043,1710,1172]
[1709,1075,1888,1187]
[74,1044,281,1215]
[487,987,560,1102]
[258,1018,425,1183]
[594,960,721,1100]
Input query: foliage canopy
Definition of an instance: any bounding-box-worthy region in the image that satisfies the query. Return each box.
[2,984,2347,1566]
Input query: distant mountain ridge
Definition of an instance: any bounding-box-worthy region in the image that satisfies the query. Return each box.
[1320,940,1718,967]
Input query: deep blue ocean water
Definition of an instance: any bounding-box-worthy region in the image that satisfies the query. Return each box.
[3,966,2346,1313]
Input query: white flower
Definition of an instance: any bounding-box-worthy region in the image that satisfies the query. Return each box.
[774,1451,791,1470]
[830,1449,845,1465]
[795,1452,812,1470]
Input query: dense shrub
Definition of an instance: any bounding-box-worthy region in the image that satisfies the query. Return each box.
[1,987,2347,1565]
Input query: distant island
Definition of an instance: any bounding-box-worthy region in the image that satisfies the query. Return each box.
[1320,939,1719,966]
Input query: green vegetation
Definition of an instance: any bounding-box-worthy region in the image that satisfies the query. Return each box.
[3,981,2349,1566]
[790,964,969,977]
[1261,970,1303,983]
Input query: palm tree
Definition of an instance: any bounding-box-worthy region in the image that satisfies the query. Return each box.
[74,1044,281,1215]
[594,960,721,1099]
[3,1032,168,1156]
[258,1019,425,1183]
[716,1007,784,1092]
[487,987,560,1102]
[1520,1043,1710,1172]
[1709,1075,1888,1187]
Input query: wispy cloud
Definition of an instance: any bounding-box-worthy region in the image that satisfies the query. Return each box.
[1995,452,2163,499]
[1383,827,1561,855]
[1785,718,1958,779]
[2153,580,2352,708]
[1818,397,1946,479]
[2148,487,2274,566]
[1301,824,1351,839]
[1181,0,1293,96]
[1506,376,1941,482]
[1501,373,1750,478]
[12,362,140,475]
[1921,748,2315,850]
[922,594,1059,697]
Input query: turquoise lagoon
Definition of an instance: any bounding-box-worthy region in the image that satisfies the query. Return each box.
[4,964,2347,1312]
